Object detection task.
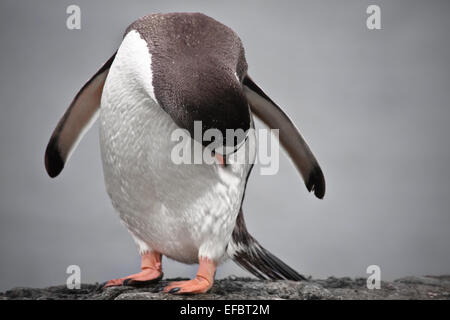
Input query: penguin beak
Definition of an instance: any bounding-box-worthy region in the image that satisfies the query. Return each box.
[214,135,250,167]
[215,132,249,156]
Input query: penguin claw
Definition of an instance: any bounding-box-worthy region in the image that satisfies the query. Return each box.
[96,282,108,292]
[122,273,164,287]
[169,287,180,294]
[122,278,132,286]
[163,278,213,294]
[104,271,163,288]
[153,284,166,293]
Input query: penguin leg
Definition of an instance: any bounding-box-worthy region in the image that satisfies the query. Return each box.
[163,257,216,294]
[104,251,163,287]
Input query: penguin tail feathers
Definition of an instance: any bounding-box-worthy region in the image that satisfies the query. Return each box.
[229,210,307,281]
[230,238,307,281]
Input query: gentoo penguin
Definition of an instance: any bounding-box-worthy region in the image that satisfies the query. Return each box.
[44,12,325,294]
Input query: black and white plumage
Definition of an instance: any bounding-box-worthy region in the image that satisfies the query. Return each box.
[45,13,325,282]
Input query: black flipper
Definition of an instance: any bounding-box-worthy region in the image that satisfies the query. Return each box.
[44,53,116,178]
[243,75,325,199]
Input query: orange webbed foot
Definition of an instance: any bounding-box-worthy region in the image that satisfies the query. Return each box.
[164,257,216,294]
[164,276,212,294]
[104,251,163,288]
[104,269,163,287]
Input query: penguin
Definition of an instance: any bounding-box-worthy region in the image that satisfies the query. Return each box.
[44,12,325,294]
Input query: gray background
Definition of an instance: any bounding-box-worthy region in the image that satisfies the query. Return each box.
[1,0,449,291]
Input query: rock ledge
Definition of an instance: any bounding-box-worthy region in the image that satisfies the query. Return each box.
[2,276,450,300]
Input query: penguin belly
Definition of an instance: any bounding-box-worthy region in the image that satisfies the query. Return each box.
[99,30,248,264]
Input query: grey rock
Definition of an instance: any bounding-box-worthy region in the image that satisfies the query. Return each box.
[394,276,445,286]
[1,276,450,300]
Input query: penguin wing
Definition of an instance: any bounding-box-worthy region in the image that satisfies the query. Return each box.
[44,53,116,178]
[243,75,325,199]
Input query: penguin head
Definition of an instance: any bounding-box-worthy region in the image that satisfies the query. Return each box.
[161,67,251,153]
[188,75,251,152]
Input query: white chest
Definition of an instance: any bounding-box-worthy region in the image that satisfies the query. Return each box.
[98,30,251,263]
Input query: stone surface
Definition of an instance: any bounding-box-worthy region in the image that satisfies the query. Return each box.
[1,276,450,300]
